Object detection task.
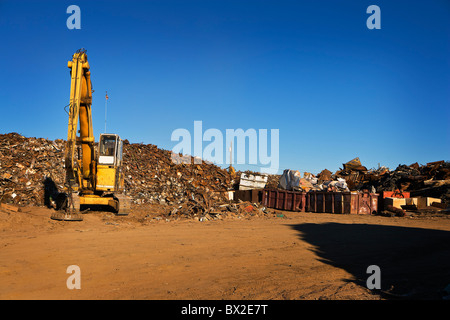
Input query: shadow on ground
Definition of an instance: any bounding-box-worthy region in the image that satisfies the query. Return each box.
[289,222,450,300]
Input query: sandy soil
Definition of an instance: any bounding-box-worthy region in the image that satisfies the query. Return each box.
[0,204,449,300]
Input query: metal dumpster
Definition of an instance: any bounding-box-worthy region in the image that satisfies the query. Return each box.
[378,190,409,212]
[307,191,378,214]
[293,192,307,212]
[262,189,306,212]
[234,189,263,203]
[358,191,379,215]
[265,189,278,208]
[325,192,334,213]
[338,191,378,214]
[307,191,323,212]
[334,192,344,214]
[307,191,335,213]
[341,192,359,214]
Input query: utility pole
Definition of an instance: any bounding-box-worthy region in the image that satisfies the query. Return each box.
[229,141,232,167]
[105,91,109,133]
[228,141,235,175]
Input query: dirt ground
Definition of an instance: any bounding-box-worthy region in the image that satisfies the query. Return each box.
[0,204,449,300]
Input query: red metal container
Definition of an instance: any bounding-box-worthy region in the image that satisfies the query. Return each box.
[284,191,295,211]
[307,192,327,213]
[340,192,359,214]
[263,190,380,214]
[262,189,277,208]
[306,192,314,212]
[316,192,325,213]
[262,189,306,212]
[304,191,379,215]
[337,192,379,215]
[276,190,288,210]
[293,192,307,212]
[307,192,317,212]
[378,190,408,212]
[333,192,344,214]
[325,192,334,213]
[380,190,410,199]
[234,189,263,203]
[307,191,338,213]
[358,192,379,215]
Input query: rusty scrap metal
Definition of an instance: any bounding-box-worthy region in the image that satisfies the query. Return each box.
[0,133,234,212]
[1,133,448,216]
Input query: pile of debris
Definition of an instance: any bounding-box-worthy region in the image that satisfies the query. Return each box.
[0,133,66,206]
[274,157,449,212]
[1,132,448,217]
[122,141,232,205]
[0,133,234,211]
[337,158,450,204]
[277,169,349,192]
[166,197,275,221]
[275,158,449,200]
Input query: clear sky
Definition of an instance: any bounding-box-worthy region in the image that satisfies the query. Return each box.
[0,0,449,174]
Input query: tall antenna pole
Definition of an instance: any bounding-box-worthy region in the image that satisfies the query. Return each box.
[228,141,234,175]
[105,91,109,133]
[229,141,232,167]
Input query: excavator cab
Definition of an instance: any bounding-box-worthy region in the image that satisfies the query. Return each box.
[97,133,124,193]
[99,134,122,164]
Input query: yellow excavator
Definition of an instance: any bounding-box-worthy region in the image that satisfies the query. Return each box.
[51,49,131,221]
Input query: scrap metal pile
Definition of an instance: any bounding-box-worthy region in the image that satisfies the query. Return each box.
[270,158,450,216]
[0,133,231,210]
[0,133,66,206]
[272,157,450,214]
[1,133,448,217]
[333,158,450,201]
[122,140,231,205]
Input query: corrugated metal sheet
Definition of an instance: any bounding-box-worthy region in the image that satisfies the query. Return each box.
[239,173,268,190]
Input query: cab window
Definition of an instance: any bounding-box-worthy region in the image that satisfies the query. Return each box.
[99,135,117,157]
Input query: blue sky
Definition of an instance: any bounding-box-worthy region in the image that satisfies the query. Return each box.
[0,0,449,174]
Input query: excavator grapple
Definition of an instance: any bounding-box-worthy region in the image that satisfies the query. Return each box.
[50,192,83,221]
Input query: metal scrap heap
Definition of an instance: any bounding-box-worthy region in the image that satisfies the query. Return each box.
[1,133,448,217]
[0,133,232,210]
[0,133,66,206]
[336,158,450,203]
[273,157,449,202]
[122,140,232,205]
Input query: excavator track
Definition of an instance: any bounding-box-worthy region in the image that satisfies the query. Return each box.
[114,194,132,216]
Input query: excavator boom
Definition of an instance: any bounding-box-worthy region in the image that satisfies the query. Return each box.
[65,48,96,191]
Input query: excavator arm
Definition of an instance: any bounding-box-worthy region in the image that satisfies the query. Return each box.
[65,48,96,191]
